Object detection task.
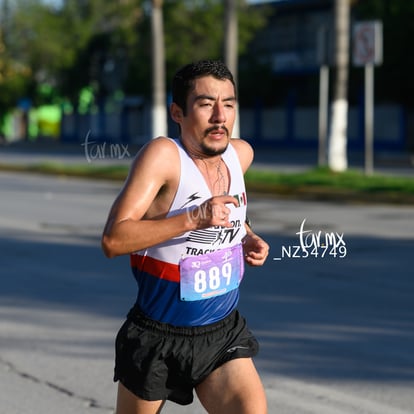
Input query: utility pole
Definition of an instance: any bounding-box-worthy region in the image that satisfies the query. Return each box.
[151,0,167,138]
[224,0,240,138]
[328,0,350,172]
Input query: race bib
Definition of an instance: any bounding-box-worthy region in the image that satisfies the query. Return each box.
[179,244,244,301]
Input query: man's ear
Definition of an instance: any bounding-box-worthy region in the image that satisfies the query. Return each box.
[170,102,183,123]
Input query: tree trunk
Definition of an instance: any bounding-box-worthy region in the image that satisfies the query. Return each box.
[224,0,240,138]
[328,0,350,172]
[151,0,167,138]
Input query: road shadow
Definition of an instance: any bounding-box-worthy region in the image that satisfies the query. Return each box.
[0,229,134,317]
[1,229,413,382]
[240,233,414,382]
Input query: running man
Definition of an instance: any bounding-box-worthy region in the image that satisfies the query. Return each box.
[102,60,269,414]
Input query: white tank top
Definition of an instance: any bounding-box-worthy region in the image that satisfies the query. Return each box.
[130,138,248,325]
[135,138,247,264]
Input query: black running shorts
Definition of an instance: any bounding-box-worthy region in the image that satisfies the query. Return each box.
[113,307,259,405]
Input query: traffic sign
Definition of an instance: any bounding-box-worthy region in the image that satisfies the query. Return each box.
[353,21,383,67]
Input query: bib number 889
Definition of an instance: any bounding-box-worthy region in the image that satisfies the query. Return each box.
[194,262,232,293]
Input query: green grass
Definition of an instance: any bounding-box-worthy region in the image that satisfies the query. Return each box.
[244,167,414,203]
[1,162,414,204]
[0,162,130,181]
[245,167,414,193]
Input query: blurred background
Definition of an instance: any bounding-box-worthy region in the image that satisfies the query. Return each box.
[0,0,412,160]
[1,3,414,412]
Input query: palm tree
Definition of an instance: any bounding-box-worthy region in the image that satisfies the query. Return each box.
[328,0,350,172]
[151,0,167,138]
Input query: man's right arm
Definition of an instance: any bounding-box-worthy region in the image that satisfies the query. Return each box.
[101,138,239,258]
[101,137,192,258]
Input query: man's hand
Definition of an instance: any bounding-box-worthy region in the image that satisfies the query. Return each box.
[189,195,239,229]
[242,232,269,266]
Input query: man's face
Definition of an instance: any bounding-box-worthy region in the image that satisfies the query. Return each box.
[180,75,236,156]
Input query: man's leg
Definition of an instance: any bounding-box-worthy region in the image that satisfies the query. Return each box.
[115,382,166,414]
[195,358,267,414]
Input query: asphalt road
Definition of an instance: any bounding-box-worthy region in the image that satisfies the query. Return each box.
[1,171,414,414]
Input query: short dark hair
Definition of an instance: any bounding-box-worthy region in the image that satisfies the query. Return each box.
[172,60,236,115]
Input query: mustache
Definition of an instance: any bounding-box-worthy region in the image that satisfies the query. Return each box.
[204,125,229,137]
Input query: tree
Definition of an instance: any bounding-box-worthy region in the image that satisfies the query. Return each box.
[163,0,268,82]
[151,0,167,138]
[328,0,351,172]
[1,0,269,139]
[5,0,141,107]
[0,0,32,138]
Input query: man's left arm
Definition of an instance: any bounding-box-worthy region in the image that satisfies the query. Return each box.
[231,138,269,266]
[243,220,269,266]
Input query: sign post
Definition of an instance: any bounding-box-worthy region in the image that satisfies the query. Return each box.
[352,21,383,175]
[316,26,332,167]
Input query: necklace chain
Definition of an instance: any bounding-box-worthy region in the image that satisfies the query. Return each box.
[200,157,227,196]
[184,140,228,196]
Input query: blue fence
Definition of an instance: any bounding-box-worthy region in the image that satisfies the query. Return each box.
[60,101,407,151]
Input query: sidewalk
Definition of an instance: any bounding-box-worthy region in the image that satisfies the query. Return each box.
[1,139,413,176]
